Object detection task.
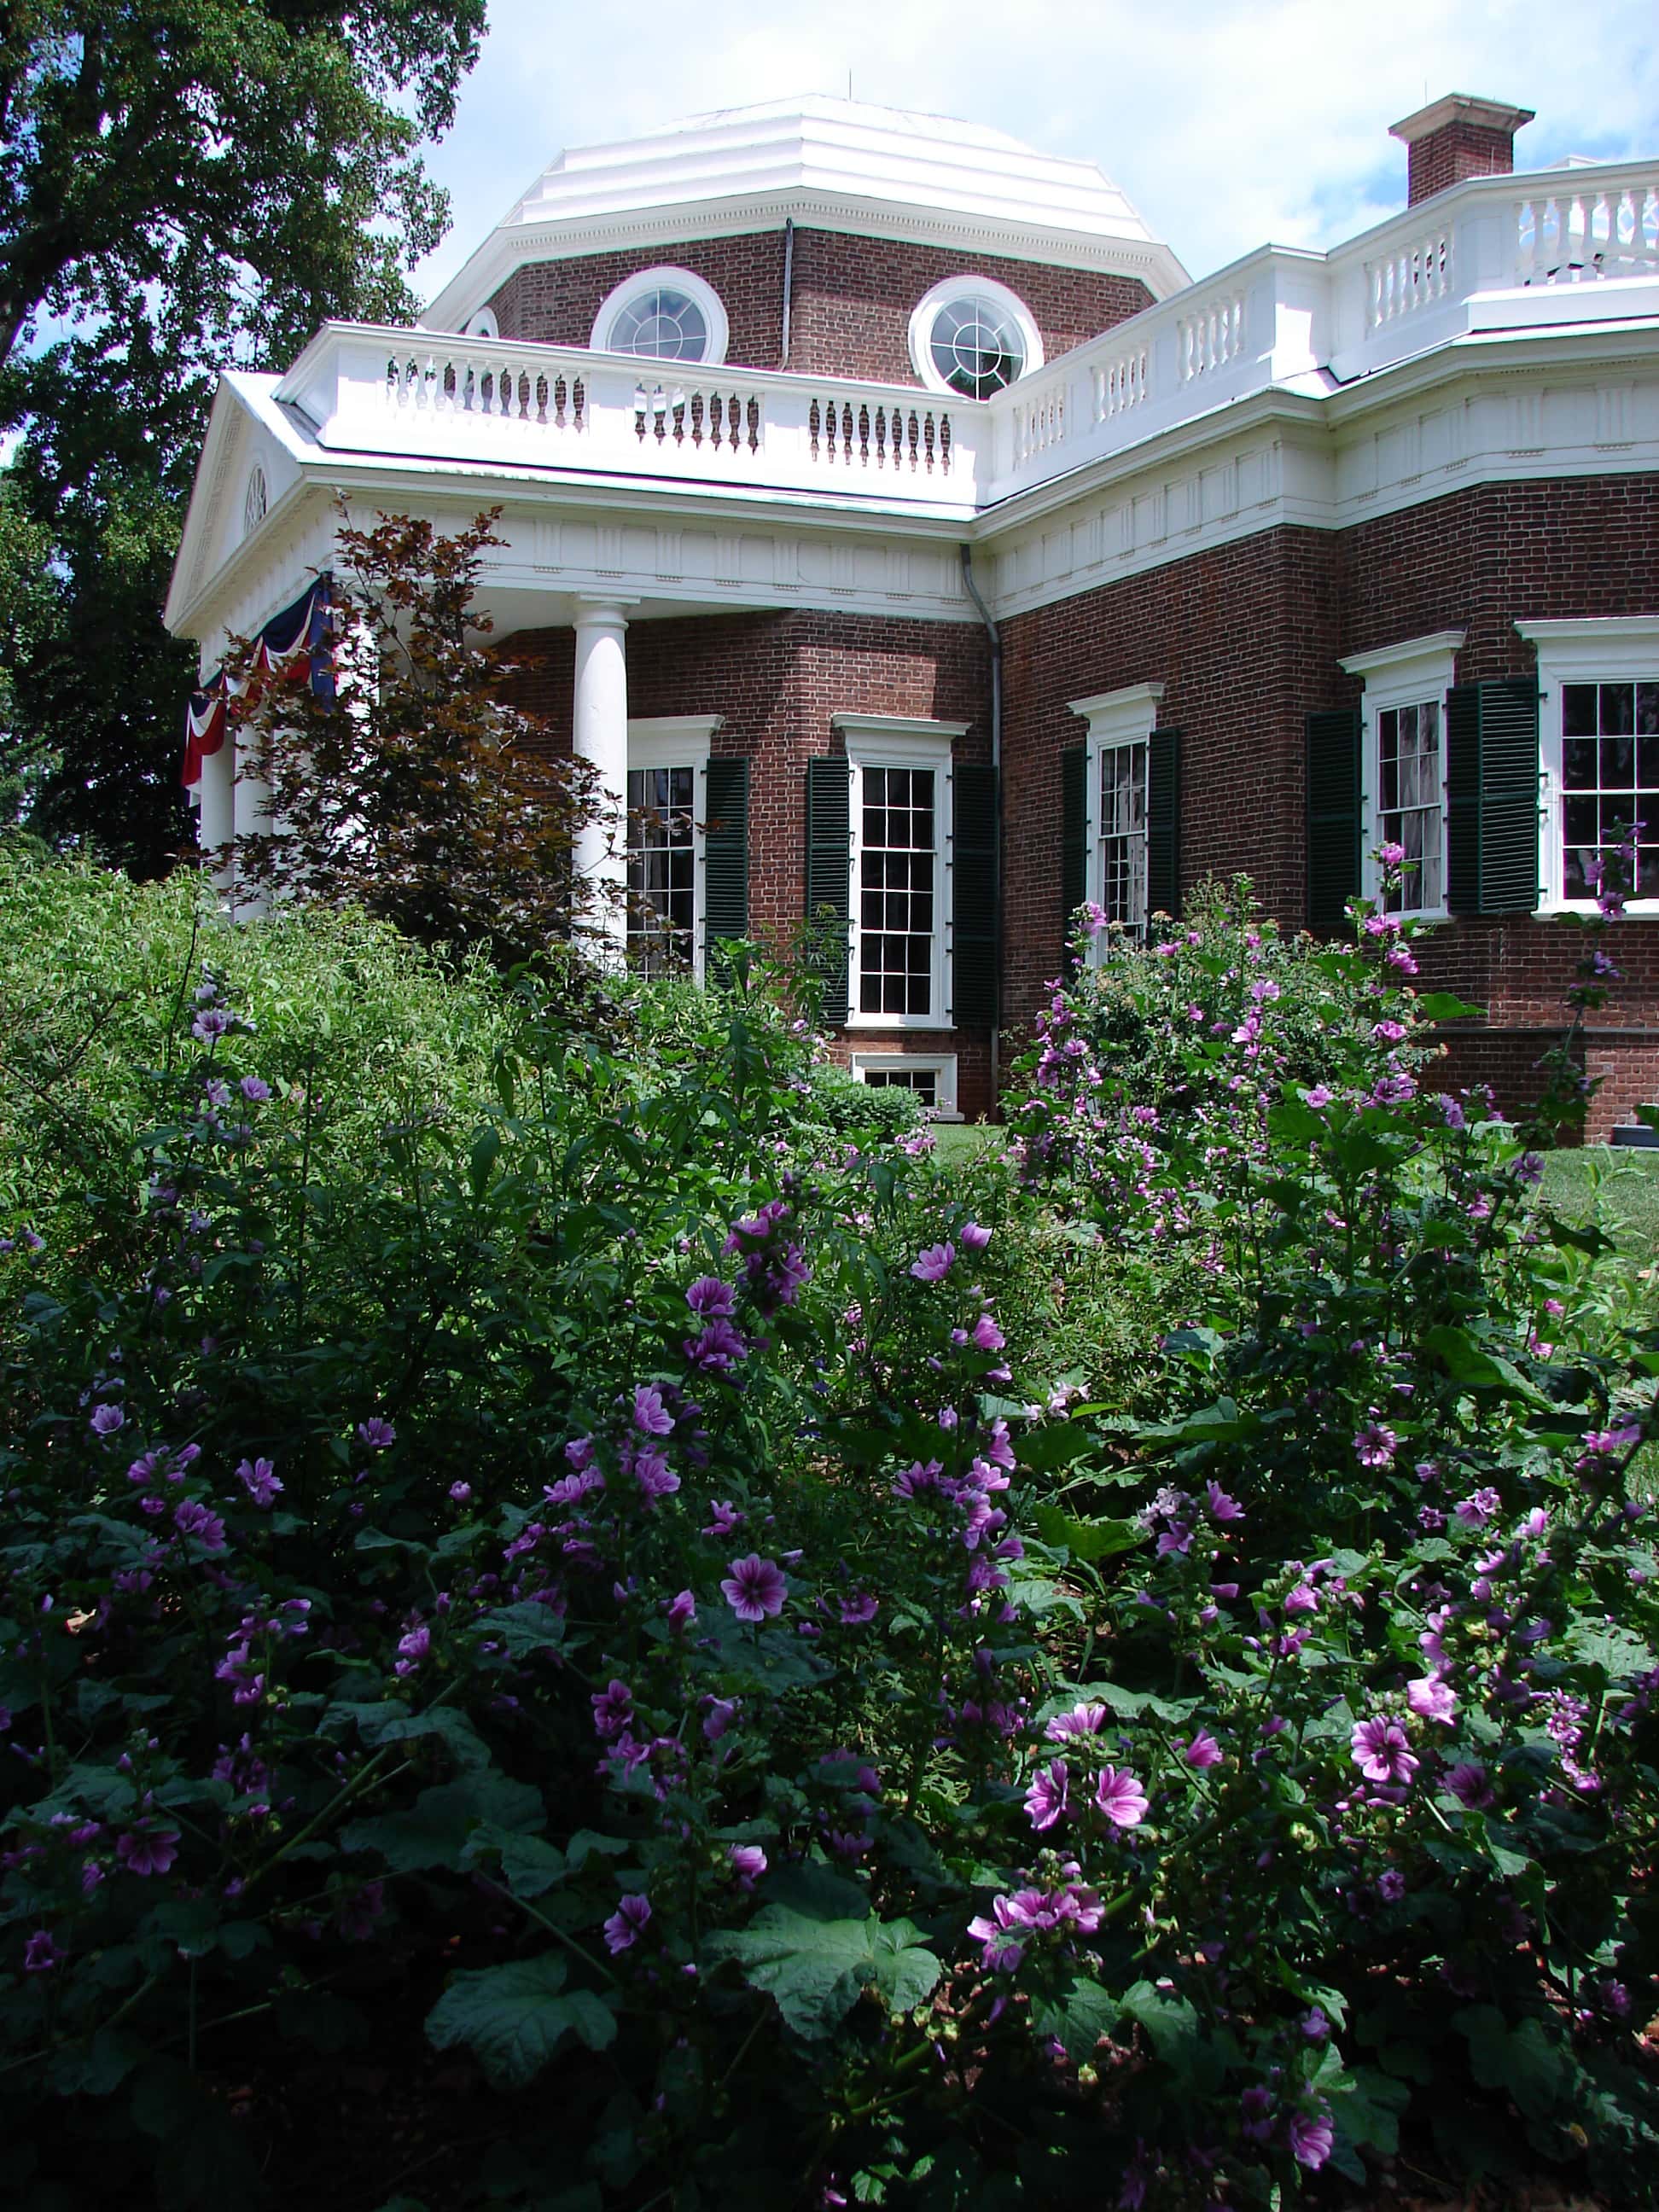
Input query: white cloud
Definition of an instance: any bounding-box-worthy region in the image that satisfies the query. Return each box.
[412,0,1659,298]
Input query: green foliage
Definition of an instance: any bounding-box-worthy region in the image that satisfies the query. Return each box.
[0,0,486,870]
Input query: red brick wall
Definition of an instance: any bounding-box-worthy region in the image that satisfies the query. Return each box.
[487,230,1153,384]
[495,607,999,1118]
[1406,122,1518,206]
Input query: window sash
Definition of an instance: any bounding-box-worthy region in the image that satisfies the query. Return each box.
[626,763,697,975]
[1094,740,1149,934]
[1557,679,1659,900]
[1376,699,1445,916]
[851,757,948,1026]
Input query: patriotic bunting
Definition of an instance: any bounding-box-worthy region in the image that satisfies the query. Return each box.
[182,574,335,788]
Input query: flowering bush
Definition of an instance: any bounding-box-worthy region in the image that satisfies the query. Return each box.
[1,854,1656,2210]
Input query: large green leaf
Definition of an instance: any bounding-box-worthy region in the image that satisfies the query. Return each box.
[426,1955,617,2088]
[706,1906,940,2039]
[1029,1503,1143,1563]
[341,1774,544,1874]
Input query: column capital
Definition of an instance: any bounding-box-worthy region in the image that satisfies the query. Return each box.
[573,595,639,630]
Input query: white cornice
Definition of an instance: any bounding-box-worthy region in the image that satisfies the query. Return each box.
[1339,630,1466,679]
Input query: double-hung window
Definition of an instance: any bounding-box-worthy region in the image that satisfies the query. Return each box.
[1069,684,1163,943]
[625,716,721,979]
[1516,619,1659,910]
[1338,632,1463,917]
[835,716,965,1028]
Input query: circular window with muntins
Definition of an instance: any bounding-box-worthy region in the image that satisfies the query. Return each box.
[591,268,730,367]
[908,276,1042,401]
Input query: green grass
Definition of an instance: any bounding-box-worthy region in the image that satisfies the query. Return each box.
[1538,1145,1659,1255]
[930,1122,1004,1167]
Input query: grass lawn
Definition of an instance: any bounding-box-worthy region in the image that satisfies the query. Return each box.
[1538,1144,1659,1255]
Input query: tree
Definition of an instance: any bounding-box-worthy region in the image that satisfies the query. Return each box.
[230,508,604,973]
[0,0,486,873]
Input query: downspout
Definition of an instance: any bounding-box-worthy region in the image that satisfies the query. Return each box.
[779,218,795,369]
[958,542,1002,1112]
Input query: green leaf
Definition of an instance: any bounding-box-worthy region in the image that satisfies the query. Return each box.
[426,1955,616,2089]
[1415,992,1483,1023]
[325,1700,491,1769]
[1030,1975,1118,2061]
[1454,2005,1568,2110]
[705,1906,939,2040]
[341,1774,544,1875]
[1029,1503,1143,1563]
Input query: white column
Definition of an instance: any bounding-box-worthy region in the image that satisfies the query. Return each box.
[196,742,235,894]
[572,597,637,961]
[230,734,272,918]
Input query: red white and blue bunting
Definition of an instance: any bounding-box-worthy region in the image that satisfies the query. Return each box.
[182,574,335,788]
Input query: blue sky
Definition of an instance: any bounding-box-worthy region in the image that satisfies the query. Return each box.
[410,0,1659,298]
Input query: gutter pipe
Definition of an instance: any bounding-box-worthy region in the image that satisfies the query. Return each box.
[958,541,1003,1111]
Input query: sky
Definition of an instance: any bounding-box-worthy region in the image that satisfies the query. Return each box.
[410,0,1659,301]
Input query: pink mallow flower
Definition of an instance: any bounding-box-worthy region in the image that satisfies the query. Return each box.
[1406,1675,1458,1723]
[728,1844,767,1889]
[1353,1422,1398,1470]
[1183,1732,1223,1769]
[1093,1765,1149,1828]
[1288,2107,1335,2170]
[1350,1716,1418,1786]
[115,1826,179,1877]
[632,1384,675,1437]
[603,1893,652,1954]
[236,1457,282,1507]
[911,1242,957,1283]
[720,1554,788,1623]
[959,1220,993,1252]
[1025,1761,1070,1831]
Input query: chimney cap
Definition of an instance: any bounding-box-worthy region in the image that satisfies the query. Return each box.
[1390,93,1535,145]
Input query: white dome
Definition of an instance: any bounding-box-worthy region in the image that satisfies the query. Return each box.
[423,96,1185,331]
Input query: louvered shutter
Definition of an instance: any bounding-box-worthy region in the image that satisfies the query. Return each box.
[1061,745,1088,943]
[951,761,998,1027]
[1146,729,1181,923]
[703,757,749,975]
[805,756,852,1025]
[1306,708,1363,935]
[1446,680,1540,916]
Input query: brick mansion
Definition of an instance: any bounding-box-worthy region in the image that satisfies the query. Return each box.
[167,92,1659,1132]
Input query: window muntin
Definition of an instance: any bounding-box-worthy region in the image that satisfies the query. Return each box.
[859,765,937,1018]
[863,1063,936,1105]
[928,294,1025,399]
[851,1051,959,1117]
[608,287,708,363]
[591,268,728,367]
[242,467,267,539]
[909,276,1041,401]
[1097,741,1149,932]
[1377,699,1444,915]
[1559,680,1659,899]
[626,764,696,974]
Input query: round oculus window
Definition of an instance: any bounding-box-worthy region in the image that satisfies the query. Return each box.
[927,294,1027,399]
[607,287,710,363]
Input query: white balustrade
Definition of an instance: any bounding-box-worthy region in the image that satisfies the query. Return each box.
[275,158,1659,520]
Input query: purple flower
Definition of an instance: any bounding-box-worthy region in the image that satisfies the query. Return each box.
[23,1930,61,1972]
[911,1242,957,1283]
[89,1404,125,1437]
[1045,1702,1108,1742]
[632,1384,675,1437]
[959,1220,992,1252]
[702,1499,743,1536]
[632,1448,679,1500]
[235,1457,282,1508]
[1025,1761,1070,1831]
[728,1844,767,1889]
[239,1076,271,1103]
[1350,1716,1417,1787]
[192,1008,231,1041]
[966,1896,1027,1973]
[338,1881,386,1941]
[115,1826,179,1877]
[836,1592,878,1626]
[396,1621,430,1668]
[666,1589,696,1633]
[1288,2107,1334,2170]
[591,1679,634,1738]
[1454,1487,1501,1528]
[356,1417,395,1451]
[971,1313,1006,1353]
[1304,1084,1333,1109]
[720,1554,788,1624]
[1353,1421,1397,1470]
[1205,1481,1244,1523]
[1183,1732,1223,1769]
[603,1892,652,1954]
[1240,2085,1274,2142]
[173,1499,227,1555]
[449,1481,472,1503]
[1444,1761,1493,1809]
[1406,1675,1457,1723]
[686,1275,736,1316]
[1093,1765,1149,1828]
[1377,1868,1406,1901]
[684,1318,748,1374]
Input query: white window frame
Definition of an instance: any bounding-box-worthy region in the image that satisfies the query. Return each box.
[1516,616,1659,915]
[1068,683,1164,952]
[835,714,967,1033]
[908,274,1043,400]
[626,715,721,982]
[1338,631,1463,920]
[850,1052,961,1121]
[591,267,730,366]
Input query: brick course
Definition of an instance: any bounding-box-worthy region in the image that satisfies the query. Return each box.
[487,230,1152,385]
[1406,120,1521,206]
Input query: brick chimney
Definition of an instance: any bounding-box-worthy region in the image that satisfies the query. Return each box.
[1390,93,1535,207]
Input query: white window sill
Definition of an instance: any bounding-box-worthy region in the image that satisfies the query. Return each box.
[846,1016,955,1034]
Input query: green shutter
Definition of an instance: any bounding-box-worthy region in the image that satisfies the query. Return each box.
[805,755,852,1025]
[1446,679,1540,916]
[1306,708,1363,935]
[1061,744,1087,941]
[703,757,749,968]
[1146,729,1181,923]
[952,760,998,1027]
